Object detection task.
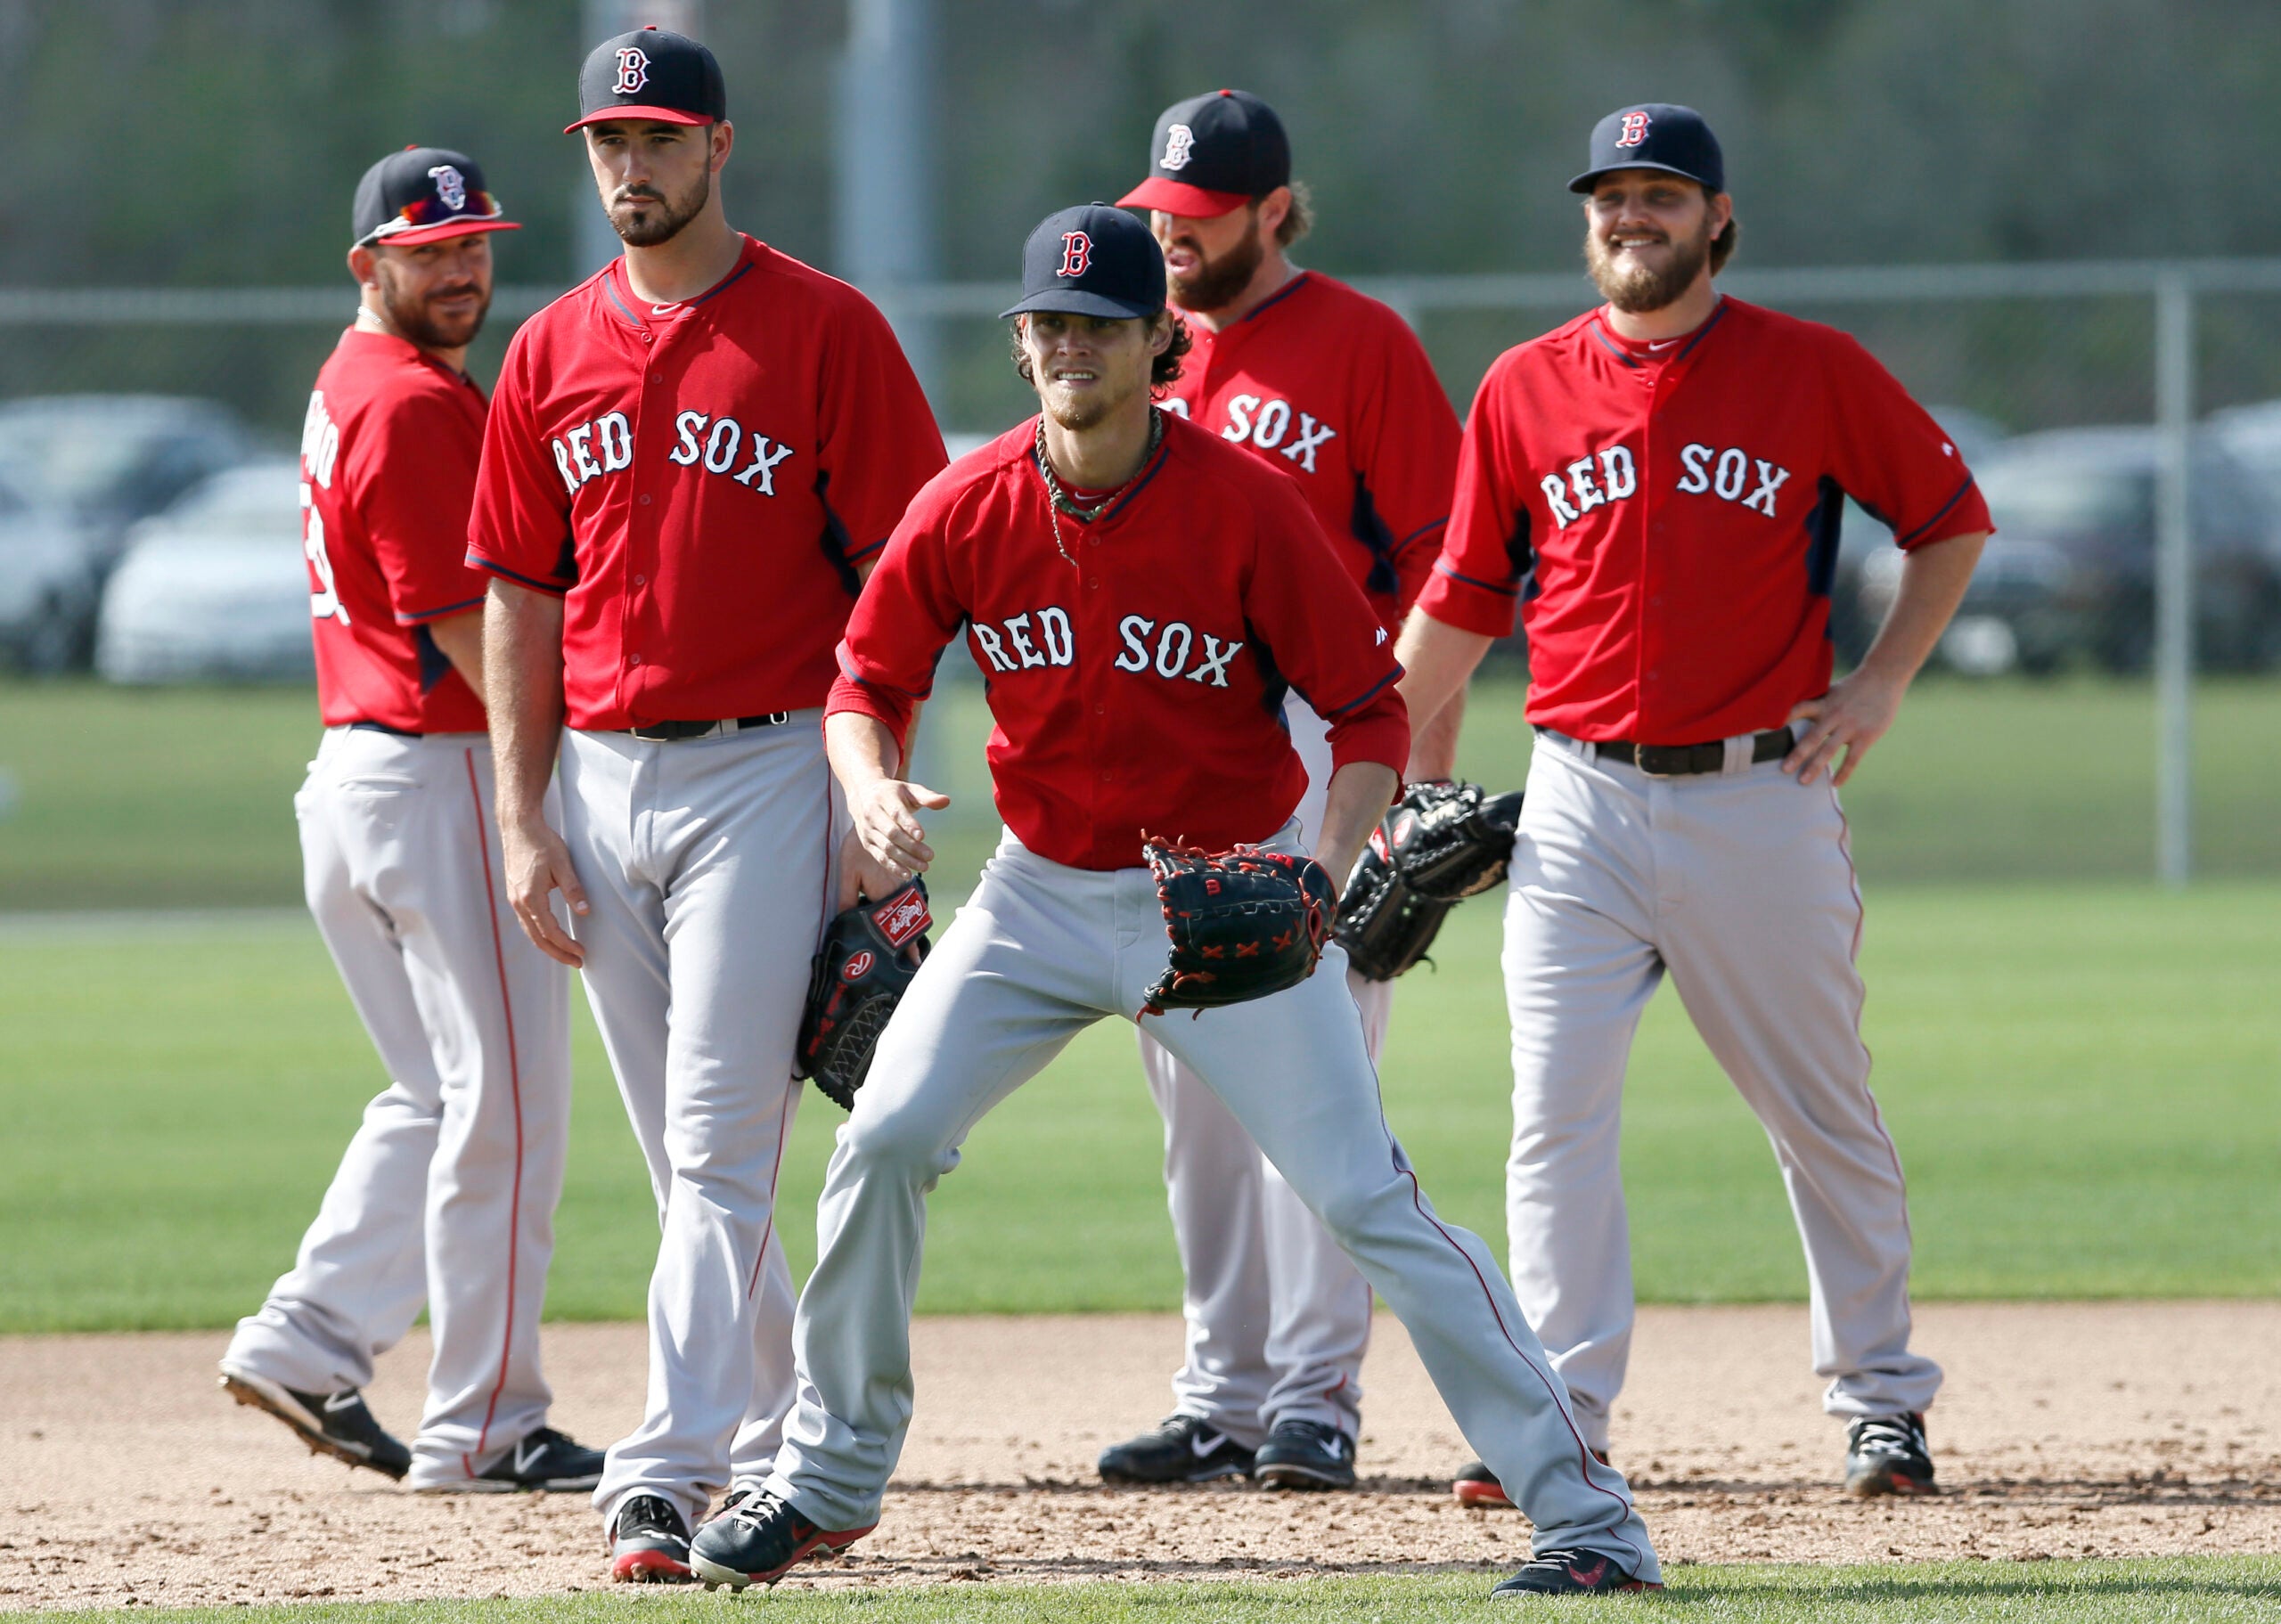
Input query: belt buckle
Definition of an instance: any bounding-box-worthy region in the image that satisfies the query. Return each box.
[1632,744,1677,779]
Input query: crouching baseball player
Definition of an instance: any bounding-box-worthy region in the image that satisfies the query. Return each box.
[1396,105,1992,1506]
[683,205,1663,1601]
[220,146,604,1493]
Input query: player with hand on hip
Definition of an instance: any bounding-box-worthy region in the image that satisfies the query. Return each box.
[220,147,605,1495]
[467,29,944,1582]
[1395,104,1992,1506]
[685,204,1661,1601]
[1100,89,1463,1493]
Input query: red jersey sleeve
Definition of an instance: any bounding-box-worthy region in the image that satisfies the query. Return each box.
[1355,318,1462,616]
[817,298,949,567]
[824,474,970,755]
[1414,353,1531,638]
[466,334,575,595]
[349,384,488,625]
[1244,474,1410,775]
[1822,332,1994,552]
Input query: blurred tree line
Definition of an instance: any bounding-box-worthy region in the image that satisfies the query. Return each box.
[8,0,2278,432]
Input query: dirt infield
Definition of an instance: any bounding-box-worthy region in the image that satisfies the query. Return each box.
[4,1302,2276,1608]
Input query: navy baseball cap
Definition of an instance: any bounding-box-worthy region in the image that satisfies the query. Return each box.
[1568,103,1726,194]
[565,26,726,134]
[1117,89,1291,218]
[1000,204,1166,321]
[352,146,519,249]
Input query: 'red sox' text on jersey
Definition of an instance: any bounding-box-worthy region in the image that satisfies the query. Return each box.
[1417,298,1994,745]
[466,234,945,730]
[1164,273,1460,633]
[828,411,1410,871]
[302,326,492,734]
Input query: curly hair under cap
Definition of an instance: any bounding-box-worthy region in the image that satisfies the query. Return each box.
[1011,310,1194,396]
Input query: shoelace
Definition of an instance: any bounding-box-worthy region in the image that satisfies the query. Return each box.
[1512,1549,1600,1579]
[729,1489,805,1532]
[1850,1415,1924,1457]
[619,1494,680,1536]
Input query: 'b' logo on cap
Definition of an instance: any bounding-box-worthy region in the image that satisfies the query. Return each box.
[614,46,650,95]
[1616,110,1651,147]
[427,165,467,213]
[1058,232,1092,278]
[1161,123,1196,171]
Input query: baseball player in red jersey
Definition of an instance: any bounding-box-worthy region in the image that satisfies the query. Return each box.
[220,147,606,1494]
[1395,105,1993,1506]
[467,31,944,1582]
[1097,90,1464,1493]
[684,205,1661,1601]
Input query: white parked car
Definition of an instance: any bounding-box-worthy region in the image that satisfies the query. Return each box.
[96,460,313,683]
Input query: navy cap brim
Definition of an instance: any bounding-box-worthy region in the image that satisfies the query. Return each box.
[1569,159,1719,193]
[1000,290,1162,321]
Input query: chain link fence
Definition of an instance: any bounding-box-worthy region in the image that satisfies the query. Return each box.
[2,259,2277,885]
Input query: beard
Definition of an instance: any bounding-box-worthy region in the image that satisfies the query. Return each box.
[1166,224,1263,314]
[377,269,488,350]
[609,167,710,248]
[1038,373,1127,433]
[1583,214,1713,313]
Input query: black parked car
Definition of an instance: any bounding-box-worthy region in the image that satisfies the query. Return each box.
[1859,427,2281,674]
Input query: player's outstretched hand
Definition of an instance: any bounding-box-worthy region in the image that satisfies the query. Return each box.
[1784,665,1909,788]
[500,815,590,967]
[838,826,918,911]
[853,778,951,881]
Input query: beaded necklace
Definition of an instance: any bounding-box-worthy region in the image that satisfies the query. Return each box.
[1032,409,1165,567]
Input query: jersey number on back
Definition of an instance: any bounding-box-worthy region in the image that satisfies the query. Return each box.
[299,391,347,624]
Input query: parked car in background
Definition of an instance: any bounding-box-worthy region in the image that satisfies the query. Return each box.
[1827,405,2007,665]
[0,468,104,673]
[2209,398,2281,517]
[96,460,312,683]
[0,395,258,568]
[1860,428,2281,675]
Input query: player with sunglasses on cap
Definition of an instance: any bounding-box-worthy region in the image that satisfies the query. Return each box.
[218,145,608,1497]
[1098,87,1465,1498]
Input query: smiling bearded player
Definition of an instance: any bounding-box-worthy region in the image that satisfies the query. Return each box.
[1396,104,1991,1508]
[680,204,1663,1601]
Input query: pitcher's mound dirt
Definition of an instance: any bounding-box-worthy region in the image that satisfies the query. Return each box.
[4,1302,2276,1608]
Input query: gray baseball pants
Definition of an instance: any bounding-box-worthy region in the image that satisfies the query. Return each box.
[763,829,1660,1582]
[560,714,838,1533]
[1502,730,1942,1450]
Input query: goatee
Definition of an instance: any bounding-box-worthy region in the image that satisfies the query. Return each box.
[610,169,710,248]
[1169,227,1263,314]
[1583,217,1713,314]
[382,282,487,351]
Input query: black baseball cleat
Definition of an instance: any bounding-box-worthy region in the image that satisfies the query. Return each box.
[218,1362,410,1481]
[466,1426,607,1492]
[1253,1418,1358,1490]
[688,1487,873,1590]
[1457,1447,1607,1511]
[1097,1414,1255,1484]
[609,1493,695,1584]
[1844,1411,1937,1497]
[1491,1549,1662,1596]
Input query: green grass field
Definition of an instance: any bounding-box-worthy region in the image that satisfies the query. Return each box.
[3,673,2279,910]
[2,875,2273,1331]
[45,1558,2281,1623]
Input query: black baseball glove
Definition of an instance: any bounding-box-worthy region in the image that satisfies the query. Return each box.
[1333,779,1525,982]
[796,878,933,1109]
[1140,837,1338,1016]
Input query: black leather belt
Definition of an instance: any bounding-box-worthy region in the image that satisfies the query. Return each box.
[347,720,423,738]
[625,713,793,742]
[1540,725,1795,778]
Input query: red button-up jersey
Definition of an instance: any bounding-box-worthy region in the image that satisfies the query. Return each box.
[466,235,944,730]
[828,412,1410,871]
[1165,272,1460,632]
[1418,298,1993,744]
[302,326,490,733]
